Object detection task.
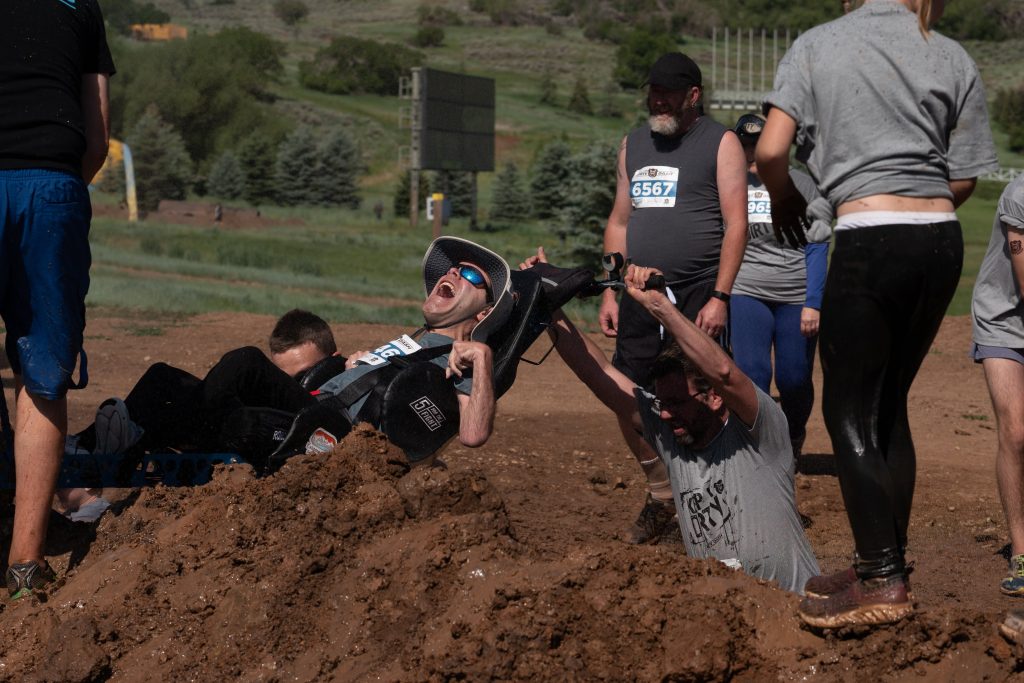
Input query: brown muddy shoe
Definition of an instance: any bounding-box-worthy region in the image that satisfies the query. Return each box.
[1000,610,1024,644]
[625,493,680,545]
[804,566,857,599]
[798,574,913,629]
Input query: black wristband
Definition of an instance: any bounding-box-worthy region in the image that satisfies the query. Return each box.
[710,290,731,303]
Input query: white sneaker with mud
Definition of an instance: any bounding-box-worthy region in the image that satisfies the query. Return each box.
[93,398,144,455]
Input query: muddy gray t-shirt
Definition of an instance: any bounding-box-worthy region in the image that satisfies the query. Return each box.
[732,169,827,304]
[637,386,820,593]
[972,175,1024,347]
[765,0,998,208]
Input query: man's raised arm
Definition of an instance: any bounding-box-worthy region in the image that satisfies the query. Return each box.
[625,265,759,426]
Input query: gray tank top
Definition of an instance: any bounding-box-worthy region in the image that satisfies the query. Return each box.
[625,117,727,285]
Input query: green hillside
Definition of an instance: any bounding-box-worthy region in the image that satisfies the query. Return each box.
[83,0,1024,323]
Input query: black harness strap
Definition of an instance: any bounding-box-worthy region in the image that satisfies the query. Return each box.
[331,343,454,425]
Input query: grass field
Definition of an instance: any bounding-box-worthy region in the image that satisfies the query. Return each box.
[88,0,1017,324]
[86,183,1001,324]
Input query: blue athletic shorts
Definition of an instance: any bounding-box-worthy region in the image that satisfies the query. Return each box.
[0,169,91,399]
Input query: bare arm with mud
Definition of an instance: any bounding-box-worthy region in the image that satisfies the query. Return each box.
[449,341,495,448]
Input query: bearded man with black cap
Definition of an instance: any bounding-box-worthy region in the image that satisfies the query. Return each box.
[598,52,748,544]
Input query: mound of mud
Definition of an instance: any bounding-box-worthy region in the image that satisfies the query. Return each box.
[0,426,1016,681]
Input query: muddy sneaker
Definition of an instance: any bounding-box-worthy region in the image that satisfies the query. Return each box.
[6,560,57,600]
[93,398,144,455]
[1001,554,1024,596]
[804,566,857,599]
[798,574,913,628]
[1000,610,1024,644]
[625,493,680,545]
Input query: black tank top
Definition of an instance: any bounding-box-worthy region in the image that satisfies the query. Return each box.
[624,117,727,285]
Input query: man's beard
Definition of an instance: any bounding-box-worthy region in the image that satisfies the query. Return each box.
[649,112,681,136]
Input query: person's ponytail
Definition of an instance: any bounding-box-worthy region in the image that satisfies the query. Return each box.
[916,0,934,35]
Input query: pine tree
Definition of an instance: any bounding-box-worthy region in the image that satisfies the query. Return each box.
[558,143,617,267]
[567,77,593,116]
[238,135,278,205]
[315,128,362,209]
[393,170,430,217]
[207,151,246,200]
[490,161,529,221]
[598,79,621,119]
[433,170,474,218]
[127,105,193,213]
[274,126,319,206]
[529,140,571,220]
[539,68,557,105]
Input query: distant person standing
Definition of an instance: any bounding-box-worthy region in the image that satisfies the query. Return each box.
[758,0,998,627]
[599,52,747,543]
[971,175,1024,596]
[373,200,384,221]
[0,0,114,598]
[729,113,828,457]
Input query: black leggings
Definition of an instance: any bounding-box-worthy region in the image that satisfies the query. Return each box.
[820,222,962,580]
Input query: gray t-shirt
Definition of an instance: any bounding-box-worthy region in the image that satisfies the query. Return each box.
[972,175,1024,347]
[732,169,827,304]
[765,1,998,208]
[637,386,820,593]
[317,332,472,421]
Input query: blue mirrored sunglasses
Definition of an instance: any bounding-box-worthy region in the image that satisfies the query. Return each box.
[458,264,492,301]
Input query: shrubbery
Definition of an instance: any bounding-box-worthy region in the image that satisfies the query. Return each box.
[102,0,170,36]
[298,37,423,96]
[108,28,286,165]
[614,29,679,89]
[411,26,445,48]
[994,87,1024,153]
[273,0,309,27]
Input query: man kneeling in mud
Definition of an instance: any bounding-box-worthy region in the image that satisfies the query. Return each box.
[525,249,819,593]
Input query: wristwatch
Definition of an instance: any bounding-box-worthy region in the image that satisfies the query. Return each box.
[710,290,731,303]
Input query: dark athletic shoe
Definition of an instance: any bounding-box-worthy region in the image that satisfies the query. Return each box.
[804,566,858,599]
[1001,554,1024,596]
[798,574,913,629]
[6,560,57,600]
[625,493,680,545]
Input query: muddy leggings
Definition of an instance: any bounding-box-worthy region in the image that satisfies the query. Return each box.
[820,222,962,580]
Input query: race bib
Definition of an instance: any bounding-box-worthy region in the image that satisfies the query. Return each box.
[631,166,678,208]
[357,334,423,367]
[747,188,772,223]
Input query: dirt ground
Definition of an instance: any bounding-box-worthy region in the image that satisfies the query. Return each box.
[1,310,1023,681]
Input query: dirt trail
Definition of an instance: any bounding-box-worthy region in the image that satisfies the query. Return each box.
[0,312,1021,681]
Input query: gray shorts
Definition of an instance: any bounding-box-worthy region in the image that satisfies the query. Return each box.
[972,343,1024,366]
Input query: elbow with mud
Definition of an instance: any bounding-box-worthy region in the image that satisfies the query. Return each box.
[458,433,490,448]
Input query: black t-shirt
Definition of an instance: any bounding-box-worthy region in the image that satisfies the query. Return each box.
[0,0,116,175]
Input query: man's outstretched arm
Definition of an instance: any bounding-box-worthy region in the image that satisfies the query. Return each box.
[449,342,495,447]
[547,312,641,431]
[625,265,759,426]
